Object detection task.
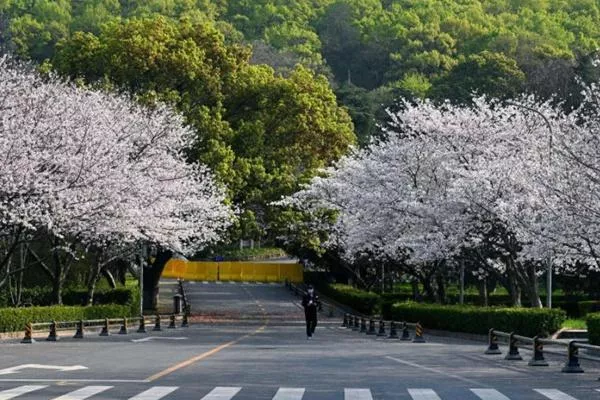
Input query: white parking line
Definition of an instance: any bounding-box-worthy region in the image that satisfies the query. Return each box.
[200,387,241,400]
[128,386,178,400]
[408,389,442,400]
[344,388,373,400]
[272,388,305,400]
[51,386,113,400]
[471,388,511,400]
[0,385,47,399]
[534,389,578,400]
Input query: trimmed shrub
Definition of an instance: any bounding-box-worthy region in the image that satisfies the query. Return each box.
[577,301,600,318]
[319,284,380,315]
[587,313,600,345]
[390,302,566,337]
[0,304,131,333]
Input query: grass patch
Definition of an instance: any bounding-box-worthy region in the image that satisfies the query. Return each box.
[562,318,587,329]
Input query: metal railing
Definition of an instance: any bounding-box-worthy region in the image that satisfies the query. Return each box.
[484,328,600,373]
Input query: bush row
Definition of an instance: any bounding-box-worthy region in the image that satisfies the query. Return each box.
[587,313,600,345]
[389,302,566,337]
[0,304,131,333]
[318,284,380,315]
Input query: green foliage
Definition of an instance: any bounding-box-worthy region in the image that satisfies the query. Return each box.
[576,301,600,318]
[390,302,566,337]
[562,318,586,330]
[319,284,380,315]
[587,313,600,345]
[0,304,130,332]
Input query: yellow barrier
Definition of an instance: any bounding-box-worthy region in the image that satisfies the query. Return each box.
[161,260,304,283]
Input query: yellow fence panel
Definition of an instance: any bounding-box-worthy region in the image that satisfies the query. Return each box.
[161,260,303,283]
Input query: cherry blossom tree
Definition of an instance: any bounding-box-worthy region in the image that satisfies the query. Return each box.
[0,56,233,303]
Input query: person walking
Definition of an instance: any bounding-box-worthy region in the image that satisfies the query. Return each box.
[302,284,320,339]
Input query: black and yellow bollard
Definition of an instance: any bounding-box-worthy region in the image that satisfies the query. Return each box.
[485,328,501,355]
[153,314,162,331]
[377,320,386,337]
[360,318,367,333]
[73,320,84,339]
[119,318,128,335]
[400,322,411,341]
[47,321,58,342]
[388,320,399,339]
[21,322,35,344]
[528,336,548,367]
[99,318,110,336]
[342,314,348,328]
[181,309,189,328]
[504,332,522,360]
[412,322,426,343]
[137,315,147,333]
[168,314,177,329]
[562,341,584,373]
[367,319,376,335]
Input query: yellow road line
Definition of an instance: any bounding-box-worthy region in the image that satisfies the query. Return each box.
[146,322,268,382]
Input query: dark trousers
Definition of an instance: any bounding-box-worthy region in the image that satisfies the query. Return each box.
[305,309,317,336]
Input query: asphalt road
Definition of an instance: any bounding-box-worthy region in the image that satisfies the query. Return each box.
[1,280,600,399]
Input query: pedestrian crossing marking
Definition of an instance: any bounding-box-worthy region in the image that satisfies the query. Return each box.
[408,388,442,400]
[128,386,178,400]
[471,388,511,400]
[0,385,47,400]
[344,388,373,400]
[51,385,113,400]
[272,388,305,400]
[534,389,578,400]
[200,386,241,399]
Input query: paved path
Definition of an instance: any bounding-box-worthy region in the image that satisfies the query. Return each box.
[0,281,599,399]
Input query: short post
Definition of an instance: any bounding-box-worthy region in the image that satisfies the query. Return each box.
[73,320,84,339]
[352,316,360,331]
[99,318,110,336]
[561,341,584,373]
[485,328,501,355]
[367,319,376,335]
[47,321,59,342]
[168,314,177,329]
[412,322,426,343]
[377,320,386,337]
[528,336,548,366]
[388,321,399,339]
[342,314,348,328]
[504,332,522,360]
[153,314,162,331]
[119,317,128,335]
[400,322,411,341]
[360,318,367,333]
[181,307,189,328]
[21,322,35,344]
[137,315,147,333]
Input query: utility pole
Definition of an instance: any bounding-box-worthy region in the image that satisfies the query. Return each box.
[459,261,465,305]
[139,243,145,316]
[546,256,552,308]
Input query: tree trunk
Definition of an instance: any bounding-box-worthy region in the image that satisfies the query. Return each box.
[508,269,521,307]
[436,270,447,304]
[421,274,435,302]
[143,248,173,311]
[478,278,489,307]
[525,262,542,308]
[103,269,117,289]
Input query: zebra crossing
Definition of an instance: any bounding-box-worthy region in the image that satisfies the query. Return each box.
[0,385,594,399]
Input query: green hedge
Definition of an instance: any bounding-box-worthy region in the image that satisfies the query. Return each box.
[319,284,380,315]
[390,302,566,337]
[0,304,131,333]
[577,301,600,318]
[587,313,600,345]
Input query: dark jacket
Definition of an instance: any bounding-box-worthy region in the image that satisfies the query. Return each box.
[302,292,320,314]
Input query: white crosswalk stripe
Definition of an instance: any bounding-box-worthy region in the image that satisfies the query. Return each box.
[51,386,113,400]
[534,389,578,400]
[272,388,305,400]
[344,388,373,400]
[127,386,178,400]
[408,388,442,400]
[0,385,47,400]
[471,388,511,400]
[200,386,241,400]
